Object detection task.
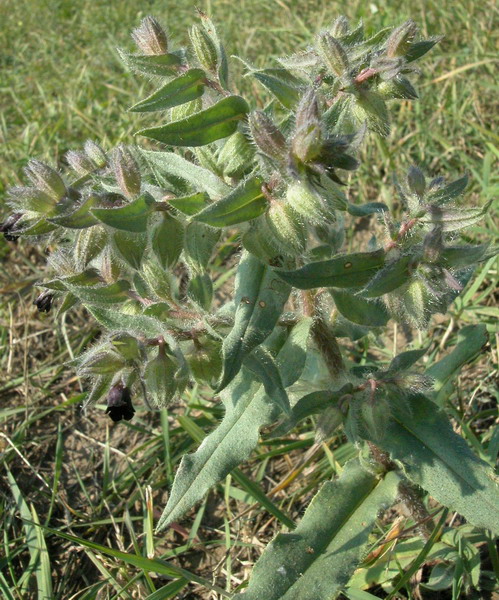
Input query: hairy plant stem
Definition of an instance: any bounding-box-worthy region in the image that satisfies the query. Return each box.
[367,441,434,538]
[303,290,344,378]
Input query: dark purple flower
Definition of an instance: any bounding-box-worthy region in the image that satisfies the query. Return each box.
[105,382,135,422]
[34,291,54,313]
[0,213,23,242]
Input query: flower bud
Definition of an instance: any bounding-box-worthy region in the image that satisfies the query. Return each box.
[218,131,255,178]
[249,111,287,162]
[292,89,323,163]
[131,16,168,55]
[113,146,141,199]
[105,382,135,422]
[316,32,350,77]
[8,187,55,215]
[24,160,66,201]
[66,150,95,176]
[286,179,326,224]
[0,213,23,241]
[144,345,178,407]
[315,405,342,442]
[189,24,218,72]
[422,226,443,263]
[188,338,223,386]
[33,291,54,313]
[330,16,349,38]
[241,218,281,262]
[407,165,426,198]
[386,20,418,58]
[84,140,107,168]
[266,200,307,256]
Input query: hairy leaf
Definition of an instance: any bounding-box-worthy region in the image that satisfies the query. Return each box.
[193,177,267,227]
[218,252,291,391]
[375,395,499,535]
[151,212,184,268]
[118,50,183,76]
[331,289,390,326]
[48,195,99,229]
[426,324,488,405]
[138,96,249,146]
[184,222,221,272]
[129,68,205,112]
[275,250,385,289]
[92,193,156,232]
[169,192,209,216]
[234,460,401,600]
[141,150,229,198]
[65,280,131,306]
[244,347,291,415]
[361,254,412,297]
[157,323,310,530]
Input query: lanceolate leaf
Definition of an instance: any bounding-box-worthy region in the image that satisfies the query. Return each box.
[249,68,302,109]
[88,307,166,338]
[441,243,494,269]
[347,202,388,217]
[151,212,184,268]
[218,251,291,391]
[48,194,99,229]
[138,96,249,147]
[420,201,492,232]
[361,254,412,297]
[274,386,350,436]
[331,289,390,326]
[426,324,488,405]
[157,323,312,531]
[91,193,156,232]
[388,348,427,372]
[184,222,221,271]
[234,460,401,600]
[118,49,183,76]
[244,347,291,415]
[375,395,499,535]
[193,177,267,227]
[141,150,229,198]
[169,192,208,215]
[427,175,467,204]
[129,68,205,112]
[275,250,385,290]
[64,280,131,305]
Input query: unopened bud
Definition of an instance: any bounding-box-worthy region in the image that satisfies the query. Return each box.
[316,32,350,77]
[113,146,141,199]
[84,140,107,168]
[106,382,135,422]
[330,16,349,38]
[386,20,418,58]
[315,405,342,442]
[249,111,287,162]
[144,345,178,407]
[66,150,95,176]
[218,131,255,178]
[266,200,307,256]
[286,180,326,224]
[24,160,66,201]
[131,16,168,55]
[292,89,323,163]
[33,291,54,313]
[0,213,23,241]
[407,165,426,198]
[189,24,218,72]
[8,186,56,214]
[423,226,443,263]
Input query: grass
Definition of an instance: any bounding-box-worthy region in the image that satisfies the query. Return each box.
[0,0,498,598]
